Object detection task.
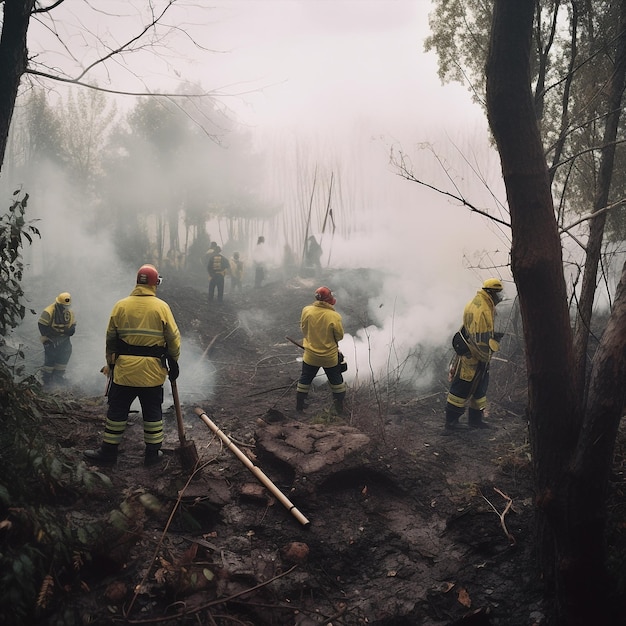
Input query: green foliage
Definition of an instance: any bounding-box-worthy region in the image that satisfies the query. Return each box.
[0,189,40,341]
[0,363,114,625]
[424,0,492,96]
[425,0,626,241]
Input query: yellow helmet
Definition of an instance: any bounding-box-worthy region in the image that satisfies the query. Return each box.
[56,292,71,306]
[482,278,503,292]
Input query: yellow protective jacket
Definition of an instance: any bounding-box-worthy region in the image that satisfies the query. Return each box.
[106,285,181,387]
[300,301,344,368]
[462,289,496,363]
[230,257,244,280]
[38,303,76,341]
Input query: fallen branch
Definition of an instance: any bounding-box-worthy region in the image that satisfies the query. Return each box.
[481,487,516,546]
[125,564,300,623]
[246,383,295,397]
[201,334,220,359]
[124,459,212,619]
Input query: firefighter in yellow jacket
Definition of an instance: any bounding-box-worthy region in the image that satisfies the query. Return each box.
[84,264,181,466]
[296,286,347,415]
[38,292,76,386]
[445,278,504,431]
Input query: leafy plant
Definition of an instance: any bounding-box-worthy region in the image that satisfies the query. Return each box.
[0,190,116,623]
[0,189,40,359]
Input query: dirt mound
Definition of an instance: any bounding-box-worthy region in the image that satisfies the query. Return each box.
[39,269,544,625]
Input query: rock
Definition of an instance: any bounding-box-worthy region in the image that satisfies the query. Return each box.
[281,541,309,564]
[255,422,371,483]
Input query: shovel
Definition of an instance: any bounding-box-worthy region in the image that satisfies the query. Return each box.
[171,380,200,471]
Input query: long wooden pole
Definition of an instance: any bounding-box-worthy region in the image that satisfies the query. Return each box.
[194,407,310,527]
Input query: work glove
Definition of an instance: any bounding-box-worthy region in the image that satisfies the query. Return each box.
[493,332,504,341]
[65,325,76,336]
[168,359,179,381]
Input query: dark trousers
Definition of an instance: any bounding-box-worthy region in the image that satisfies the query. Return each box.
[104,382,164,447]
[446,361,489,417]
[209,274,225,301]
[297,361,346,395]
[42,338,72,378]
[254,265,265,288]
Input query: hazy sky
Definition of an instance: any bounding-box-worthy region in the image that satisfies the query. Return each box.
[194,1,475,132]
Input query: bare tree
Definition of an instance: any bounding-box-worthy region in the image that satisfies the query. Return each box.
[0,0,36,173]
[0,0,216,176]
[486,1,626,624]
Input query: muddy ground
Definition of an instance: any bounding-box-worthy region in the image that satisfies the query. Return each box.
[36,267,626,625]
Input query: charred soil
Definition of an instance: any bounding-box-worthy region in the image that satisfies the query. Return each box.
[34,270,626,625]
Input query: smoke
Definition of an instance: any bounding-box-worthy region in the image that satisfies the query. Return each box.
[3,0,519,403]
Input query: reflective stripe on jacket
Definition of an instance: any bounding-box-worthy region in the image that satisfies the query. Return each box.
[208,254,230,277]
[300,301,344,368]
[106,285,181,387]
[38,303,76,340]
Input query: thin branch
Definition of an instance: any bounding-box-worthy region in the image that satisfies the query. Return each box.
[25,69,215,98]
[391,148,511,228]
[33,0,67,14]
[481,487,516,545]
[125,565,300,623]
[560,198,626,234]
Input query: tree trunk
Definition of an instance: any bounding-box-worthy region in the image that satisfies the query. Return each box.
[486,1,622,623]
[572,0,626,396]
[0,0,35,174]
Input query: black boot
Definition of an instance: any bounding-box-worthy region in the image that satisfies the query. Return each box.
[333,392,345,416]
[468,408,491,429]
[296,392,307,412]
[84,442,118,465]
[144,443,164,467]
[444,405,463,431]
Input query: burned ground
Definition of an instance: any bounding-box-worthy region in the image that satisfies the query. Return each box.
[33,269,626,625]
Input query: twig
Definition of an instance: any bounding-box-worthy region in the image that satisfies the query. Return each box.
[123,461,209,618]
[246,383,295,397]
[124,565,299,623]
[201,334,221,359]
[481,487,516,545]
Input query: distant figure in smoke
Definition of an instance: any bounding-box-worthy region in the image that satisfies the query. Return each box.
[204,241,218,266]
[83,264,181,466]
[305,235,323,271]
[445,278,505,432]
[207,245,231,303]
[296,286,347,415]
[252,236,267,288]
[282,244,297,280]
[230,251,244,292]
[38,292,76,386]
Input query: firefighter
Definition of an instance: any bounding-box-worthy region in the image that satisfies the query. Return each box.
[253,236,267,288]
[304,235,323,271]
[296,286,347,415]
[230,251,244,292]
[207,245,231,302]
[84,264,181,466]
[445,278,505,431]
[38,292,76,386]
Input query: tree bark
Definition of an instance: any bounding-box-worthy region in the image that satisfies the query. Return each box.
[572,0,626,396]
[486,1,623,624]
[0,0,36,174]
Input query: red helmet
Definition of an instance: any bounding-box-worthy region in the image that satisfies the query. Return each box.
[136,264,162,287]
[315,286,336,305]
